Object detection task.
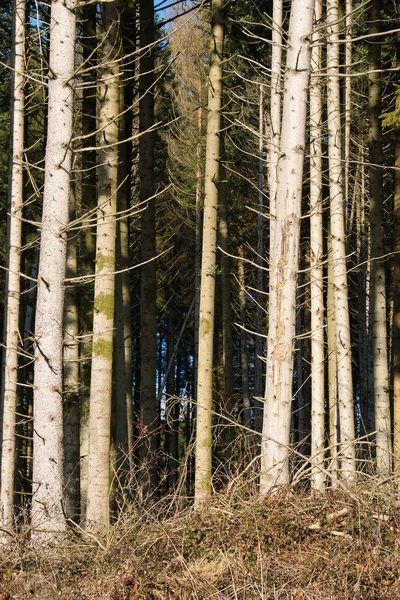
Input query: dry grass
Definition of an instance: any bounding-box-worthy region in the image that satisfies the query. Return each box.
[1,486,400,599]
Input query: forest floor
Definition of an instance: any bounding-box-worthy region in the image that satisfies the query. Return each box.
[0,485,400,599]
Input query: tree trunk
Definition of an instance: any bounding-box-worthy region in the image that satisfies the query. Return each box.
[260,0,314,494]
[138,0,158,493]
[327,0,355,481]
[0,0,25,535]
[254,83,265,433]
[32,0,76,540]
[368,0,391,478]
[268,0,282,257]
[115,75,134,489]
[218,137,235,458]
[79,6,97,519]
[327,230,338,484]
[86,3,120,533]
[309,0,325,492]
[194,0,225,505]
[238,246,251,428]
[392,1,400,486]
[63,186,80,521]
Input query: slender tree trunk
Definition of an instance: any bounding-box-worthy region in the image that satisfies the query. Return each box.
[344,0,352,217]
[115,77,134,486]
[268,0,282,256]
[86,3,120,533]
[79,7,97,518]
[309,0,325,492]
[194,100,203,404]
[138,0,158,492]
[392,1,400,486]
[63,186,80,520]
[218,138,235,457]
[0,0,25,535]
[238,246,251,428]
[327,0,355,481]
[166,302,178,489]
[32,0,76,539]
[194,0,225,505]
[327,231,338,485]
[368,0,391,478]
[254,83,265,433]
[260,0,314,493]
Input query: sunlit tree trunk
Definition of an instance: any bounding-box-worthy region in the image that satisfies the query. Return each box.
[86,3,120,533]
[326,0,355,481]
[194,0,225,504]
[268,0,282,256]
[260,0,314,493]
[0,0,25,536]
[32,0,76,540]
[309,0,325,492]
[368,0,391,478]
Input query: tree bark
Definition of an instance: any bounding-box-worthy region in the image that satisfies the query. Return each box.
[63,186,80,521]
[238,246,251,428]
[0,0,25,535]
[254,83,265,433]
[309,0,325,492]
[194,0,225,505]
[392,1,400,487]
[368,0,391,478]
[218,137,235,458]
[327,0,356,482]
[86,3,120,533]
[138,0,158,493]
[79,6,97,519]
[115,71,134,489]
[32,0,76,540]
[260,0,314,493]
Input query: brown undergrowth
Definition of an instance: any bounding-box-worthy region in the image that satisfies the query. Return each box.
[1,487,400,599]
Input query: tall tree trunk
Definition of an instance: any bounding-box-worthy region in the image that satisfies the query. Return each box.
[194,99,204,406]
[218,138,235,458]
[260,0,314,494]
[0,0,25,535]
[79,7,97,518]
[86,3,120,533]
[115,74,134,488]
[344,0,352,217]
[268,0,282,257]
[194,0,225,505]
[32,0,76,539]
[368,0,391,478]
[138,0,158,492]
[254,83,265,433]
[238,246,251,428]
[327,0,355,481]
[327,230,338,484]
[63,187,80,520]
[392,1,400,487]
[309,0,325,492]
